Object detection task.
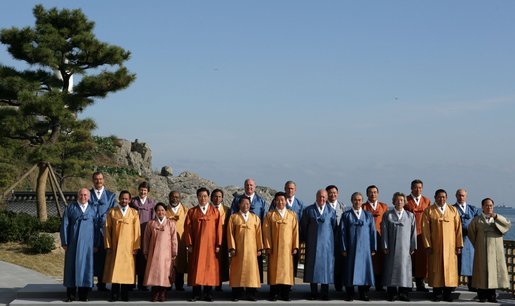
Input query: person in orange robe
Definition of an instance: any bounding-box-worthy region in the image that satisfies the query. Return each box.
[166,191,188,291]
[362,185,388,292]
[404,179,431,291]
[184,187,223,302]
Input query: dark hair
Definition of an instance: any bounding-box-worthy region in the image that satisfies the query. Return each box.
[92,171,103,179]
[196,187,210,196]
[434,189,447,197]
[211,188,224,199]
[325,185,338,192]
[411,179,423,188]
[366,185,379,194]
[154,202,167,212]
[119,190,131,199]
[138,181,150,191]
[274,191,286,201]
[239,195,251,204]
[481,198,495,206]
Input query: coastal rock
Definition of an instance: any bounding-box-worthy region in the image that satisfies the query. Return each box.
[160,166,173,177]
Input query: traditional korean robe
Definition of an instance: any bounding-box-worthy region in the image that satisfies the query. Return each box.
[363,201,388,276]
[422,204,463,288]
[263,209,299,286]
[130,196,156,277]
[231,193,267,221]
[301,204,337,284]
[143,218,178,287]
[269,197,305,226]
[215,204,231,283]
[381,209,417,288]
[166,203,189,273]
[453,203,480,277]
[89,188,116,277]
[328,200,346,288]
[227,212,263,288]
[103,206,141,284]
[340,209,376,287]
[405,194,431,278]
[327,201,346,222]
[469,214,512,289]
[184,205,223,286]
[60,202,99,288]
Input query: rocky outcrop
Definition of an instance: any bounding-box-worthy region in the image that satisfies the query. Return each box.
[114,139,276,208]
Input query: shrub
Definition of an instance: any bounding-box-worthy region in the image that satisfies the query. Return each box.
[27,233,56,254]
[40,216,61,233]
[0,211,50,243]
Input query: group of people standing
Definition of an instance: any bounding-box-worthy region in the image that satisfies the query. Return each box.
[60,174,511,303]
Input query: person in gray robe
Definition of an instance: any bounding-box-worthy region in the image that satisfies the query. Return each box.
[381,192,416,302]
[468,197,512,303]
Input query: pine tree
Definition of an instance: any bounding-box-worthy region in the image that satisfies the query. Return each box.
[0,5,136,220]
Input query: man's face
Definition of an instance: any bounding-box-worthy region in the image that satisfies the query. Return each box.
[169,192,181,206]
[285,183,296,198]
[244,179,256,195]
[411,183,423,197]
[435,192,447,206]
[367,187,378,203]
[197,191,209,206]
[93,174,104,190]
[327,188,338,203]
[316,191,327,206]
[239,198,250,213]
[275,196,287,210]
[119,193,130,207]
[211,191,223,206]
[352,194,363,210]
[482,199,494,215]
[456,190,467,204]
[139,187,148,198]
[78,189,90,205]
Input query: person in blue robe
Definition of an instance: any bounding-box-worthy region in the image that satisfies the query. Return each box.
[268,180,305,277]
[325,184,346,292]
[60,188,99,302]
[230,178,268,282]
[301,189,337,300]
[453,188,480,290]
[340,191,376,301]
[88,171,117,291]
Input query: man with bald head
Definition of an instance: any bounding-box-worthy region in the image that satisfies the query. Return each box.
[453,188,480,291]
[60,188,99,302]
[231,178,268,282]
[301,189,337,300]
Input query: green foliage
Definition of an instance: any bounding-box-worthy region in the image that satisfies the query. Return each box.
[0,5,135,207]
[27,232,56,254]
[93,135,117,156]
[0,211,41,243]
[40,216,61,233]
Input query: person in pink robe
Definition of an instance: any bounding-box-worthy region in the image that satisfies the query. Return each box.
[143,203,178,302]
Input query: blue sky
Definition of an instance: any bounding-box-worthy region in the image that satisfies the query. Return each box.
[2,1,515,206]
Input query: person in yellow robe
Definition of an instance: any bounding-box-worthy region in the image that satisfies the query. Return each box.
[227,196,263,301]
[468,198,512,303]
[422,189,463,302]
[103,190,141,302]
[166,191,188,291]
[263,191,299,301]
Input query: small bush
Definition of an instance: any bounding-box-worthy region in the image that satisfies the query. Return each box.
[40,216,61,233]
[0,211,54,243]
[27,233,56,254]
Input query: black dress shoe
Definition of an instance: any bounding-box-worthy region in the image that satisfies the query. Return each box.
[176,286,185,291]
[416,287,429,292]
[487,297,497,303]
[398,294,410,302]
[97,285,109,292]
[269,294,278,301]
[387,295,395,302]
[360,294,370,301]
[79,298,88,302]
[431,296,441,302]
[345,295,354,301]
[65,297,75,302]
[320,294,329,301]
[479,298,487,302]
[232,298,239,302]
[204,295,214,302]
[188,296,199,302]
[247,296,257,301]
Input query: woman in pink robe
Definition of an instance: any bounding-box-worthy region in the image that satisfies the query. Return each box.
[143,203,178,302]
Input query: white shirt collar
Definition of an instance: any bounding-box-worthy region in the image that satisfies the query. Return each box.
[437,203,447,214]
[158,216,166,225]
[368,200,378,210]
[353,208,362,219]
[170,203,180,214]
[79,202,88,212]
[317,203,325,215]
[94,187,105,198]
[328,201,337,209]
[199,204,208,215]
[458,202,467,211]
[240,211,249,222]
[245,193,255,203]
[277,208,286,218]
[139,196,147,205]
[119,205,128,216]
[287,196,295,207]
[395,208,404,219]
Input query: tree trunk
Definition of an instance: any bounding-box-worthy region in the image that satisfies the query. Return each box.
[36,162,49,222]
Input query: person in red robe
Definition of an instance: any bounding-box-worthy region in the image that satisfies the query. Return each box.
[184,187,223,302]
[404,179,431,291]
[362,185,388,291]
